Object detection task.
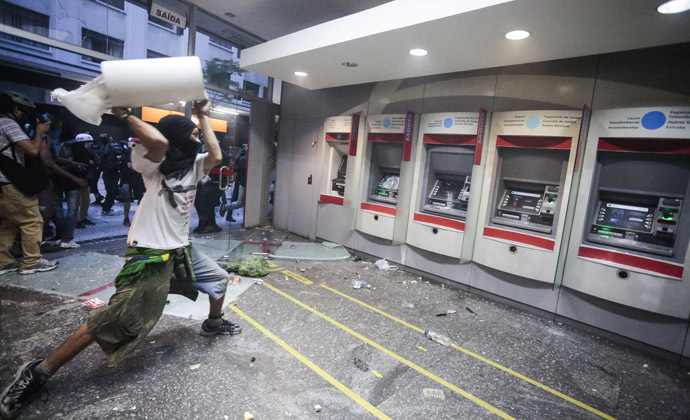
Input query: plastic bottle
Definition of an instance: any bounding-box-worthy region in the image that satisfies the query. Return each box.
[425,330,452,346]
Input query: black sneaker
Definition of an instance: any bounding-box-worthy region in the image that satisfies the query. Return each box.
[200,319,242,336]
[0,359,47,418]
[75,221,86,229]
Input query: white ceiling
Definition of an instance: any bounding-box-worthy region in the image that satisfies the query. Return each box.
[194,0,690,90]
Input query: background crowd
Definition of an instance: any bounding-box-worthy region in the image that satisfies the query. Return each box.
[0,90,247,275]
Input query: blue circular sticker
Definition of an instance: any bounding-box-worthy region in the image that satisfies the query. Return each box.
[443,118,453,128]
[526,116,540,129]
[383,118,391,129]
[641,111,666,130]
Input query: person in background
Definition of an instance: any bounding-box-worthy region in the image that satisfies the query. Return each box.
[219,144,247,223]
[118,138,144,227]
[99,135,123,215]
[71,133,99,229]
[0,98,241,419]
[40,128,88,249]
[0,91,58,275]
[192,143,224,234]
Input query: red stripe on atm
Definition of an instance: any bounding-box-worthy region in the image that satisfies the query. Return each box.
[361,202,396,216]
[319,194,343,205]
[368,133,404,143]
[597,138,690,154]
[483,227,555,250]
[423,134,477,145]
[413,213,465,231]
[577,246,684,278]
[325,133,350,142]
[496,136,572,149]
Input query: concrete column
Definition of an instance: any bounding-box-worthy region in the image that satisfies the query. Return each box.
[244,100,275,227]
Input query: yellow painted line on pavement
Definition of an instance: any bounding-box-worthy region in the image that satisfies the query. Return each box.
[320,283,616,420]
[282,270,313,285]
[269,267,284,272]
[417,346,428,352]
[371,370,383,378]
[267,262,279,268]
[263,281,515,420]
[229,305,391,420]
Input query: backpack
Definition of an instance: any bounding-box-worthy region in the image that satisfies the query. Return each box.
[102,142,124,170]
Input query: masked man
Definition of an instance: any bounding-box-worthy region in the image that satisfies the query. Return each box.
[0,99,241,419]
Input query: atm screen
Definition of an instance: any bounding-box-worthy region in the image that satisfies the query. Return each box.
[596,202,654,233]
[500,190,542,214]
[430,180,464,202]
[378,175,399,191]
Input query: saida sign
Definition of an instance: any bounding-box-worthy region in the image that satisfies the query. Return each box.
[149,1,187,29]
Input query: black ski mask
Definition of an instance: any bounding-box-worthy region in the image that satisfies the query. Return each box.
[157,115,201,176]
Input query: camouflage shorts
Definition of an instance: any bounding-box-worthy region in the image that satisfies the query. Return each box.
[86,258,174,365]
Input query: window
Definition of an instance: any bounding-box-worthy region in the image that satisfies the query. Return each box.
[243,81,261,98]
[81,28,123,63]
[96,0,125,10]
[209,36,235,52]
[0,1,50,50]
[147,49,168,59]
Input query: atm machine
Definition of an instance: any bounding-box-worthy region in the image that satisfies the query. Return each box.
[473,110,583,283]
[562,107,690,318]
[356,113,417,242]
[319,115,357,205]
[317,114,362,245]
[406,112,479,259]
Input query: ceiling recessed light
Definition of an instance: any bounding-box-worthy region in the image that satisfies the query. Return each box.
[342,62,358,67]
[409,48,428,57]
[505,30,530,40]
[294,71,308,77]
[657,0,690,14]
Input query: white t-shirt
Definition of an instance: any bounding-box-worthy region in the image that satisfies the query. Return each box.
[127,142,208,250]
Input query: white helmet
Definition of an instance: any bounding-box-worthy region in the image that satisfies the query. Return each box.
[75,133,94,142]
[4,91,35,109]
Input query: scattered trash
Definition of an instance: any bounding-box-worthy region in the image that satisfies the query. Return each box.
[643,364,648,368]
[290,245,296,249]
[423,388,446,401]
[314,404,322,412]
[351,255,362,262]
[375,259,394,270]
[447,309,457,314]
[465,307,475,314]
[149,341,155,344]
[299,268,306,272]
[435,313,447,317]
[299,291,320,295]
[402,302,415,309]
[251,357,256,362]
[244,412,254,420]
[82,297,106,308]
[417,345,427,351]
[363,267,369,271]
[425,330,452,346]
[255,280,263,285]
[441,284,445,289]
[352,280,371,289]
[354,358,369,371]
[410,280,417,285]
[189,364,201,370]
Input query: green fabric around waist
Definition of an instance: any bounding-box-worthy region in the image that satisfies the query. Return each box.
[115,246,180,287]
